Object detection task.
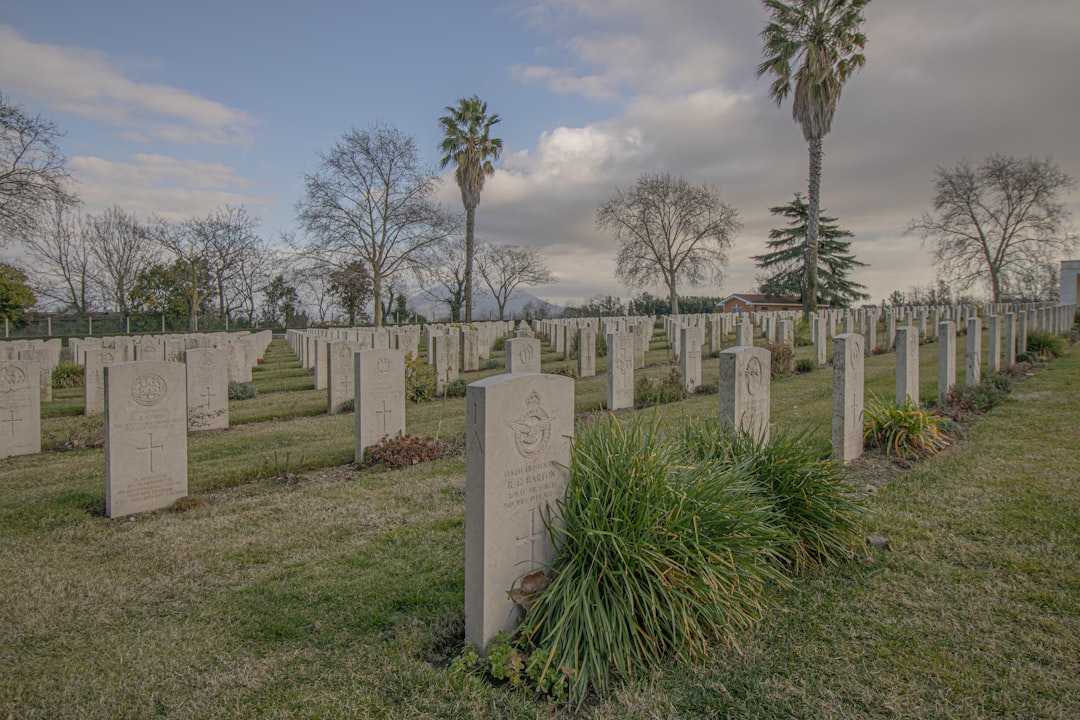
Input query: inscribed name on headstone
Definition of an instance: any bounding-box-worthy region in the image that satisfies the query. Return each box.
[105,361,188,517]
[464,373,573,650]
[185,347,229,431]
[505,337,541,374]
[832,333,864,462]
[354,349,406,463]
[606,332,634,411]
[0,360,41,459]
[718,345,770,442]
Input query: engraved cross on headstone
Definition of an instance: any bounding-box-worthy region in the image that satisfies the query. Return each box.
[1,408,21,437]
[515,506,547,568]
[200,385,215,409]
[137,433,164,473]
[376,400,391,432]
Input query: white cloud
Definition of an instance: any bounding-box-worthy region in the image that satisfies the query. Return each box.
[70,154,275,221]
[0,24,256,147]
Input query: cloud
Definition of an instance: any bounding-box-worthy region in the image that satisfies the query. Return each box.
[69,154,275,221]
[0,24,256,147]
[489,0,1080,306]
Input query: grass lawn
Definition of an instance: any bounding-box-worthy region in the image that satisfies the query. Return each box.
[1,331,1077,718]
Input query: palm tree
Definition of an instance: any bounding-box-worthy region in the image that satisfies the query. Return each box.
[756,0,870,319]
[438,96,503,323]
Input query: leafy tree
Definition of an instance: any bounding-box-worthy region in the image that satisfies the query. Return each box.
[262,274,299,327]
[298,123,454,327]
[753,193,869,307]
[908,154,1077,302]
[563,295,626,318]
[627,291,670,316]
[328,261,373,326]
[598,173,740,314]
[414,235,474,322]
[757,0,871,318]
[476,243,555,321]
[0,93,77,244]
[439,96,503,323]
[0,263,36,321]
[128,260,209,322]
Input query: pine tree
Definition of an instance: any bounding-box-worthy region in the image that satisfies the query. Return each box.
[753,193,869,307]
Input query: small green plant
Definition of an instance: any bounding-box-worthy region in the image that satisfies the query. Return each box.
[678,421,868,572]
[228,381,259,400]
[1026,330,1066,360]
[694,382,718,395]
[404,352,437,402]
[444,379,468,398]
[794,357,815,374]
[337,398,355,413]
[863,395,951,459]
[492,336,507,352]
[51,361,84,389]
[939,373,1014,420]
[481,358,501,371]
[596,333,607,358]
[634,367,685,406]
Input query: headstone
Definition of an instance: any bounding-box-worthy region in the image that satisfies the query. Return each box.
[606,332,635,411]
[966,317,982,387]
[1003,313,1016,369]
[184,347,228,431]
[505,337,540,374]
[832,333,864,462]
[812,316,827,366]
[17,348,52,403]
[354,349,406,462]
[577,328,596,378]
[735,321,753,347]
[718,345,770,442]
[680,326,701,393]
[987,315,1001,375]
[0,360,41,459]
[327,341,361,414]
[105,361,188,517]
[465,373,574,650]
[461,329,480,372]
[895,327,919,405]
[938,321,956,405]
[84,347,119,416]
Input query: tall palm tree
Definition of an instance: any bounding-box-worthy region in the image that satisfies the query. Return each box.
[757,0,870,320]
[438,96,503,323]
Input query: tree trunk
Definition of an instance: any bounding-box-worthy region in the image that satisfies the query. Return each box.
[372,273,383,327]
[464,205,476,324]
[668,276,679,315]
[804,135,823,322]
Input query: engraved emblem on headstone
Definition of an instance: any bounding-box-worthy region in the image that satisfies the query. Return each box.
[201,353,215,368]
[131,373,168,407]
[375,357,392,375]
[519,344,535,364]
[0,365,26,391]
[508,391,553,459]
[745,356,763,395]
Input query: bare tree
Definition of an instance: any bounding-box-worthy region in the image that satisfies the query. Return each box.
[296,262,336,324]
[85,206,158,319]
[413,235,477,322]
[909,155,1077,302]
[0,94,77,245]
[296,123,455,326]
[476,243,554,321]
[201,205,261,320]
[22,203,94,313]
[597,173,741,314]
[225,238,275,326]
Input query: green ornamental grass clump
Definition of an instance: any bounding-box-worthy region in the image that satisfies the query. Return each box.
[51,361,85,389]
[227,381,259,400]
[1026,330,1066,360]
[863,395,951,459]
[518,414,789,703]
[678,420,868,572]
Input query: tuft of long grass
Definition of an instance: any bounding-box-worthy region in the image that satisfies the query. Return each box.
[678,420,868,572]
[519,414,788,703]
[864,395,951,459]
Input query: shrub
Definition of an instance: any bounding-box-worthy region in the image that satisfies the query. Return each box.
[337,398,355,413]
[492,336,507,352]
[481,358,501,371]
[444,379,468,398]
[518,415,788,702]
[361,433,460,470]
[549,364,578,380]
[760,341,793,375]
[228,381,259,400]
[1026,330,1066,360]
[794,357,815,374]
[596,333,607,358]
[694,382,718,395]
[939,374,1013,419]
[404,352,437,403]
[678,421,868,572]
[52,361,85,389]
[863,395,951,459]
[634,366,685,406]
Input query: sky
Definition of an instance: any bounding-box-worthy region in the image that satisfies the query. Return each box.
[2,0,1079,309]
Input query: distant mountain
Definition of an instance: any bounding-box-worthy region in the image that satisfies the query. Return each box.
[406,289,563,322]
